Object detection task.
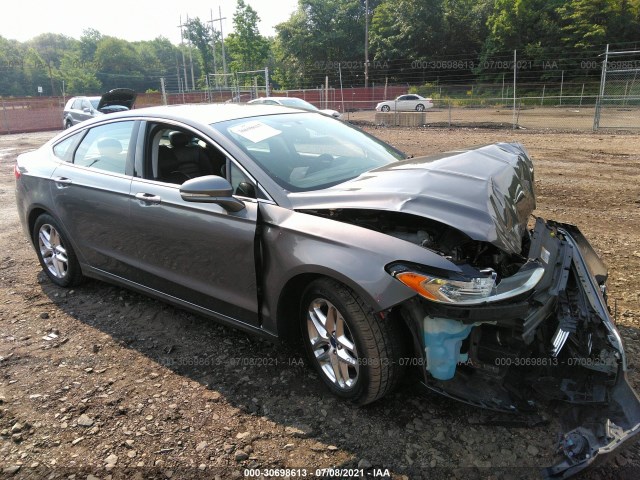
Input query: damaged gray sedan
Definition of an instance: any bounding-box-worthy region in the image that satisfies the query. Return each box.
[14,104,640,477]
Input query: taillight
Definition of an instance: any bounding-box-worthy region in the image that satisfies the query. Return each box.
[14,164,21,180]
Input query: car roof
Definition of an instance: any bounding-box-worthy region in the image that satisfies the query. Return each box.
[252,97,292,102]
[249,97,313,105]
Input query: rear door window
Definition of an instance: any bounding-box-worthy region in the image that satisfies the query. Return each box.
[73,121,135,175]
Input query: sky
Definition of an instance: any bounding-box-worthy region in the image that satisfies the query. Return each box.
[1,0,299,44]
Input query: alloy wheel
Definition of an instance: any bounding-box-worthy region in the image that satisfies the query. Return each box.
[38,224,69,279]
[307,297,359,390]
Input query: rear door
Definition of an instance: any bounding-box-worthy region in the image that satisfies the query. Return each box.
[128,122,260,326]
[398,95,418,111]
[50,120,139,278]
[77,99,95,124]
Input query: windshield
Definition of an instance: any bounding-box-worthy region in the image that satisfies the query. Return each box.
[213,113,405,192]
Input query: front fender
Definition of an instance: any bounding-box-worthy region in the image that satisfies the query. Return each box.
[257,203,458,336]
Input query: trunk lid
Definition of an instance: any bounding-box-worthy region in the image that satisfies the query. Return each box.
[97,88,137,111]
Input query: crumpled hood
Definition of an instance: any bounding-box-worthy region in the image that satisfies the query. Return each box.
[289,142,536,254]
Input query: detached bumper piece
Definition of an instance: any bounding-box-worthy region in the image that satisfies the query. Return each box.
[542,222,640,479]
[401,218,640,479]
[544,374,640,478]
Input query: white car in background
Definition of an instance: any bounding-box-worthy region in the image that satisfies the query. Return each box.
[248,97,341,118]
[376,94,433,112]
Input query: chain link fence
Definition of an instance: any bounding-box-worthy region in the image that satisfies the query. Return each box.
[3,56,640,134]
[0,90,625,134]
[343,96,600,131]
[593,48,640,130]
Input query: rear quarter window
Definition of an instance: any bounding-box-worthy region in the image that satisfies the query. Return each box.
[52,134,80,162]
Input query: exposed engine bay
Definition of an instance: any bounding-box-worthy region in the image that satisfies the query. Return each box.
[306,208,526,278]
[305,207,640,479]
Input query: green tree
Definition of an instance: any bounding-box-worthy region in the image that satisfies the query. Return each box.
[28,33,78,95]
[558,0,639,49]
[558,0,610,49]
[276,0,381,87]
[58,51,101,94]
[476,0,564,82]
[274,8,316,88]
[226,0,270,72]
[442,0,492,56]
[0,36,29,95]
[79,29,103,64]
[481,0,563,52]
[368,0,446,83]
[139,37,181,77]
[94,37,144,91]
[370,0,445,61]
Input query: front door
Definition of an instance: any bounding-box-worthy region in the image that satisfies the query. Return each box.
[128,123,260,326]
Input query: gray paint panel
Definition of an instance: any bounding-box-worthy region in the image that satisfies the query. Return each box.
[287,143,535,255]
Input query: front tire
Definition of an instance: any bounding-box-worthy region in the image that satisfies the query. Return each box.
[301,278,404,405]
[33,214,83,287]
[381,105,391,112]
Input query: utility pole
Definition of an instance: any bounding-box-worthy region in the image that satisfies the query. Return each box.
[512,49,516,129]
[186,15,196,90]
[177,16,189,91]
[364,0,369,88]
[211,7,228,87]
[175,52,182,93]
[208,9,218,86]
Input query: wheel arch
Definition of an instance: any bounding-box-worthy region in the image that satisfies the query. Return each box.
[276,268,383,344]
[275,272,322,344]
[27,207,85,265]
[28,207,50,243]
[274,268,415,348]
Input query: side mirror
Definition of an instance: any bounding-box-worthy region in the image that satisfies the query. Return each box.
[180,175,245,212]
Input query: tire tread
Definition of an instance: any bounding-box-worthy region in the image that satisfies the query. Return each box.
[303,278,405,405]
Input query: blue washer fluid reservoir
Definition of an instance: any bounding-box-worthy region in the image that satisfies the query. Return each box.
[423,316,474,380]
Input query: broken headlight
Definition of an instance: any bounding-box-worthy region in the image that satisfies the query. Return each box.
[388,262,545,305]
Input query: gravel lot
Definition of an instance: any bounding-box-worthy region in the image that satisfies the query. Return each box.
[1,126,639,479]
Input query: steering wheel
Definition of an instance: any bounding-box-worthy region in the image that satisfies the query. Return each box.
[306,153,334,175]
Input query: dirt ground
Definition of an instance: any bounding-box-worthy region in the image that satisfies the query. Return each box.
[1,126,639,480]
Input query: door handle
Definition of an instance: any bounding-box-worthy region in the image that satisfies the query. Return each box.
[135,192,162,205]
[53,176,72,188]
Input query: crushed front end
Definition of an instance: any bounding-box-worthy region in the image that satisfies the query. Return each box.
[297,141,639,477]
[390,217,640,478]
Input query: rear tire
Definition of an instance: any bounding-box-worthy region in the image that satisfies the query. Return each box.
[33,214,83,287]
[300,278,404,405]
[64,119,72,129]
[416,104,425,112]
